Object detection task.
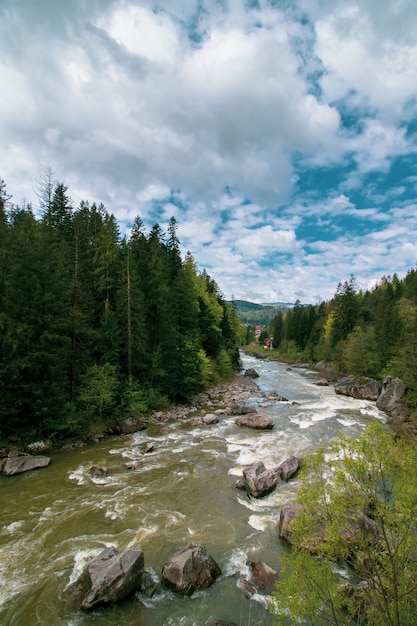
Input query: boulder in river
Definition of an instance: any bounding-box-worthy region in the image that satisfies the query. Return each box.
[202,413,220,425]
[243,461,281,498]
[2,451,50,476]
[65,546,144,610]
[245,560,279,595]
[244,368,259,378]
[235,413,274,430]
[90,465,108,477]
[161,542,221,596]
[278,455,302,481]
[141,442,155,454]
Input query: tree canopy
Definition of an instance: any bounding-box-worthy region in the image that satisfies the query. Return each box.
[272,422,417,625]
[0,177,241,444]
[265,271,417,411]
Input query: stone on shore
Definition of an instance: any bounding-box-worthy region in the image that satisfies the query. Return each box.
[202,413,220,424]
[335,375,381,401]
[376,376,405,416]
[25,440,52,454]
[2,452,50,476]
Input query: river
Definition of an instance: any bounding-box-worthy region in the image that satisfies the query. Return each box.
[0,353,387,626]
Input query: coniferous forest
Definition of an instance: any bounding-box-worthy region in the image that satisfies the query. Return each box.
[266,273,417,414]
[0,178,241,444]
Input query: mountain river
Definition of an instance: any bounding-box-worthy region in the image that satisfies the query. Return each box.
[0,353,387,626]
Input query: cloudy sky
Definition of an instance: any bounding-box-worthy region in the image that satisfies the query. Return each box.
[1,0,417,304]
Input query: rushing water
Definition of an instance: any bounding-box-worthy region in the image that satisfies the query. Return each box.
[0,354,387,626]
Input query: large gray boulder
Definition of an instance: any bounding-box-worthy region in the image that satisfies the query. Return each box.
[376,376,405,415]
[65,546,145,610]
[235,413,274,430]
[161,543,221,596]
[2,452,50,476]
[334,375,382,401]
[243,461,281,498]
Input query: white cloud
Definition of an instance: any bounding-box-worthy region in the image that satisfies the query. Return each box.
[236,225,299,258]
[1,0,416,304]
[99,5,182,63]
[315,3,417,117]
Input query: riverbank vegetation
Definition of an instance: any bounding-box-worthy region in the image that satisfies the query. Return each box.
[271,421,417,625]
[0,178,241,445]
[244,273,417,417]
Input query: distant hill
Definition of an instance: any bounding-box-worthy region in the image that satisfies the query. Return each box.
[229,300,294,325]
[261,301,294,309]
[231,299,294,311]
[231,300,274,312]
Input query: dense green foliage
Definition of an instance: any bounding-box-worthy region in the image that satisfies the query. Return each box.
[0,178,241,443]
[271,422,417,625]
[267,275,417,409]
[232,300,289,326]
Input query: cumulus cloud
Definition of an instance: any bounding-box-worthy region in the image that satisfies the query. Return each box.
[1,0,416,303]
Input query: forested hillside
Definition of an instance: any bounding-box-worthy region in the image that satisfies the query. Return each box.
[267,274,417,410]
[231,300,278,326]
[0,178,241,444]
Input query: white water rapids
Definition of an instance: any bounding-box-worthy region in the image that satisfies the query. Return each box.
[0,353,387,625]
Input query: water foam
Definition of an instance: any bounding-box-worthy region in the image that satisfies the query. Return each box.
[1,520,25,535]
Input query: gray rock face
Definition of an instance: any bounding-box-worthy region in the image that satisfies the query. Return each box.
[335,375,382,401]
[235,413,274,430]
[161,542,221,596]
[243,461,281,498]
[376,376,405,415]
[65,546,144,610]
[2,453,50,476]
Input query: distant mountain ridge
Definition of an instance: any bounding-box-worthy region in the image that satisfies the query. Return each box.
[231,299,294,311]
[229,300,294,326]
[261,301,294,309]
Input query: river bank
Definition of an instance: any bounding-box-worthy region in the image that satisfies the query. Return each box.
[0,371,262,464]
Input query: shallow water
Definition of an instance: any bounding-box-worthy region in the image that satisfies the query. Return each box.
[0,354,386,625]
